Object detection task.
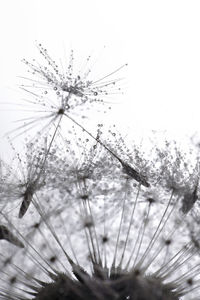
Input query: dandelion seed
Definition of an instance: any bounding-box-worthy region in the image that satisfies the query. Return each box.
[19,183,36,218]
[22,44,127,103]
[0,139,47,218]
[121,161,150,187]
[0,225,24,248]
[181,178,199,214]
[9,44,126,141]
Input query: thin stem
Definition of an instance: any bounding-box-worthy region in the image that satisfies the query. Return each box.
[118,184,141,268]
[132,202,151,268]
[64,112,121,162]
[136,190,174,269]
[111,186,128,269]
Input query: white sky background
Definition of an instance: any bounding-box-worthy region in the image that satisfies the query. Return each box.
[0,0,200,157]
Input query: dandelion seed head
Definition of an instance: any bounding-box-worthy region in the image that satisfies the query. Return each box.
[1,45,200,299]
[1,157,200,299]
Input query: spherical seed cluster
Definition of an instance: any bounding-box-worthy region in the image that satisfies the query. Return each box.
[0,45,200,300]
[0,133,200,299]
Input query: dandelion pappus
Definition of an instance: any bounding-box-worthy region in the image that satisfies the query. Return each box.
[0,138,48,218]
[11,44,127,141]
